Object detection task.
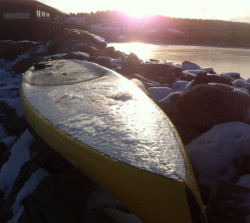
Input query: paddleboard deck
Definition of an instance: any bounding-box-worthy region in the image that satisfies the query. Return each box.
[20,59,206,223]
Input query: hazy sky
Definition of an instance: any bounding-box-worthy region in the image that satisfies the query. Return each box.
[41,0,250,23]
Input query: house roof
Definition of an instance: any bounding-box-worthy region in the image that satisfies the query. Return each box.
[0,0,67,15]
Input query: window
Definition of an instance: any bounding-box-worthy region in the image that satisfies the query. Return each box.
[46,12,50,22]
[3,12,31,19]
[36,10,41,17]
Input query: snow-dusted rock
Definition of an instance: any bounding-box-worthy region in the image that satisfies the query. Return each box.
[58,39,98,56]
[92,56,122,70]
[148,87,172,102]
[202,67,215,74]
[180,71,197,81]
[181,61,201,70]
[233,79,250,93]
[185,80,194,91]
[92,56,113,69]
[10,44,48,73]
[133,74,160,88]
[183,70,205,75]
[159,92,182,104]
[220,73,235,81]
[97,46,126,59]
[221,72,241,80]
[171,80,189,93]
[64,29,107,49]
[186,122,250,187]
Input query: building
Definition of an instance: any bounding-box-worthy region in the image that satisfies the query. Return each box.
[0,0,67,41]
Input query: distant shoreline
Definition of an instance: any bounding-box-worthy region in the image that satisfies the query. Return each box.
[109,42,250,80]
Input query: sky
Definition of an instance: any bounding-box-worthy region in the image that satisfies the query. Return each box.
[41,0,250,23]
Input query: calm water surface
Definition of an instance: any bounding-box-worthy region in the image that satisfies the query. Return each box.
[109,42,250,80]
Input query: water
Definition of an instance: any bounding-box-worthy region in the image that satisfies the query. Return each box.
[109,42,250,80]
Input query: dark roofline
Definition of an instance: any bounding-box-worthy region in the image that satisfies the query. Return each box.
[0,0,68,15]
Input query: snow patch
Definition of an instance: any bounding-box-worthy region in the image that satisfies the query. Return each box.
[0,98,23,117]
[233,87,249,96]
[8,168,48,223]
[238,175,250,188]
[0,136,16,147]
[0,130,34,197]
[171,80,189,93]
[186,122,250,187]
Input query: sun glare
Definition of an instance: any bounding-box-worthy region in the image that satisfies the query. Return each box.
[123,8,153,18]
[109,42,156,60]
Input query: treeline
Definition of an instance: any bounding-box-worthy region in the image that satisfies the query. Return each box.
[69,11,250,47]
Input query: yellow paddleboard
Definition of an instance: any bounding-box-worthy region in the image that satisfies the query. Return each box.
[20,59,206,223]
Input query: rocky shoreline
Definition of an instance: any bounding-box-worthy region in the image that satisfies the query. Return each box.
[0,29,250,222]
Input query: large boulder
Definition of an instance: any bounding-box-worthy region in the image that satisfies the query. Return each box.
[0,41,41,60]
[92,56,113,69]
[176,83,250,130]
[148,87,172,102]
[120,53,141,77]
[138,63,177,84]
[21,169,93,223]
[181,61,201,70]
[64,29,107,49]
[58,39,98,55]
[95,46,126,59]
[121,57,179,84]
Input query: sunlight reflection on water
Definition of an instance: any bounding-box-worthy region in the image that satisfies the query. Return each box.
[109,42,250,79]
[110,42,156,60]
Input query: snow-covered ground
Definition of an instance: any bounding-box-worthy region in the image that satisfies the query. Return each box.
[0,39,250,222]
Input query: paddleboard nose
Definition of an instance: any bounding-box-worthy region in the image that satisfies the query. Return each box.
[23,60,106,86]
